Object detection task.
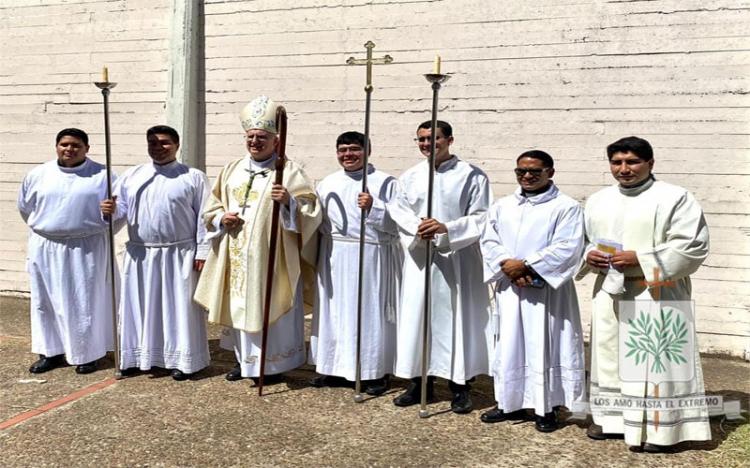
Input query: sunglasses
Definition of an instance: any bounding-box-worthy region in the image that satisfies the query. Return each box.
[514,168,548,176]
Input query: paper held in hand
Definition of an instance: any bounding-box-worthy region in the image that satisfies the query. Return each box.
[597,239,625,294]
[596,239,622,257]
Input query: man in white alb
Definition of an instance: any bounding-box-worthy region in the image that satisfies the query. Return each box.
[309,131,401,395]
[479,150,585,432]
[388,120,492,414]
[101,125,210,380]
[18,128,115,375]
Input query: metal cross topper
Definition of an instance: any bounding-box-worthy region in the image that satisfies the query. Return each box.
[346,41,393,91]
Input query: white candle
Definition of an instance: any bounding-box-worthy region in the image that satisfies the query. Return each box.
[102,66,109,82]
[433,55,441,74]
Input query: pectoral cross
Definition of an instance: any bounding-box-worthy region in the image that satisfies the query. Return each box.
[346,41,393,92]
[241,169,269,215]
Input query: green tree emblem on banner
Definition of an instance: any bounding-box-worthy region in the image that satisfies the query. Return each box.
[624,307,688,373]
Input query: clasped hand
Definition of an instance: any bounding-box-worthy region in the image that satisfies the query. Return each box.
[585,249,639,271]
[417,218,447,240]
[221,212,244,230]
[501,259,535,287]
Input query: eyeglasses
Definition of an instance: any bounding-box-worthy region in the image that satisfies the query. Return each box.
[336,146,364,154]
[414,136,444,143]
[514,168,548,176]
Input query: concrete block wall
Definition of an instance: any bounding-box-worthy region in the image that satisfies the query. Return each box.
[1,0,748,356]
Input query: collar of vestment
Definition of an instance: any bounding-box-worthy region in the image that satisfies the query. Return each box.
[245,153,278,171]
[514,182,559,205]
[58,157,91,174]
[618,174,655,196]
[152,159,180,172]
[433,155,458,173]
[343,163,375,180]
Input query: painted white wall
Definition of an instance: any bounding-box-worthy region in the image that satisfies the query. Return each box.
[1,0,748,356]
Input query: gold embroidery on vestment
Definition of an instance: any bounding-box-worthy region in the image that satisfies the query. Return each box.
[228,224,248,300]
[232,183,260,207]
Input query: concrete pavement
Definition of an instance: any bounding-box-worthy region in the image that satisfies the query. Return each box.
[1,295,748,467]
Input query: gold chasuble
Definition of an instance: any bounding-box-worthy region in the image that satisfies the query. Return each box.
[194,157,321,333]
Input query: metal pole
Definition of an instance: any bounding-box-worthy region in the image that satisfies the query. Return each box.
[94,78,122,380]
[419,71,450,418]
[346,41,393,403]
[353,88,371,403]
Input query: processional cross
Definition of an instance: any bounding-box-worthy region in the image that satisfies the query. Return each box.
[346,40,393,92]
[346,41,393,404]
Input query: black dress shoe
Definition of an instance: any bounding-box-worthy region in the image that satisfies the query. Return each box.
[640,442,667,453]
[480,407,507,423]
[393,377,434,407]
[75,361,97,374]
[225,364,243,381]
[29,354,65,374]
[364,375,390,396]
[120,367,140,377]
[535,412,558,433]
[309,375,351,388]
[171,369,191,381]
[450,389,473,414]
[448,381,473,414]
[480,407,529,423]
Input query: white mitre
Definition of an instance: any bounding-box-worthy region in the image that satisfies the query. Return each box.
[240,95,279,133]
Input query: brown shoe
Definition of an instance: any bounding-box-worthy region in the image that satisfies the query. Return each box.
[587,423,606,440]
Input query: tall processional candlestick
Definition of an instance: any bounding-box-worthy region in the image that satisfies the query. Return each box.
[94,67,122,379]
[419,57,450,418]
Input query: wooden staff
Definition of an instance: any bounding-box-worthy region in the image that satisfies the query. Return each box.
[94,67,122,379]
[258,106,287,396]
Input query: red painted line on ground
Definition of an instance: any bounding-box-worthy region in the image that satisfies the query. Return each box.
[0,377,117,431]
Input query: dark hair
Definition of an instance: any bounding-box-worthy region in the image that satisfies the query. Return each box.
[517,150,554,168]
[417,120,453,138]
[147,125,180,144]
[336,131,371,152]
[606,136,653,161]
[56,128,89,146]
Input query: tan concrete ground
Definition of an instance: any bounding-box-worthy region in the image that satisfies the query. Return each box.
[1,295,748,467]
